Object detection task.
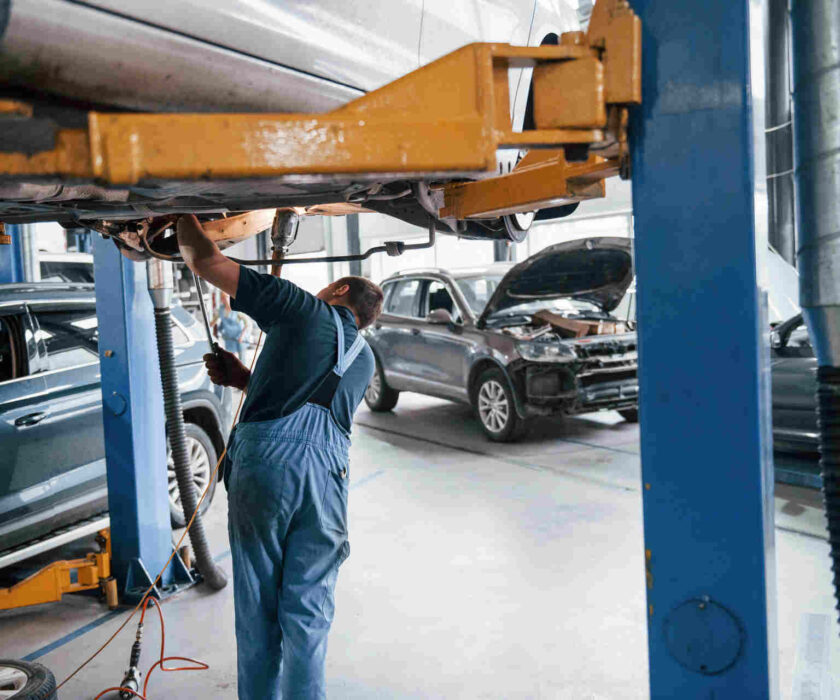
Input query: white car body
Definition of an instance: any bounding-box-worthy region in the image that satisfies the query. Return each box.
[0,0,578,115]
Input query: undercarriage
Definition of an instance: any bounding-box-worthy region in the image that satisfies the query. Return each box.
[0,3,642,260]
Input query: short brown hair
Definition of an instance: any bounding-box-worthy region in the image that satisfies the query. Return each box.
[337,276,384,329]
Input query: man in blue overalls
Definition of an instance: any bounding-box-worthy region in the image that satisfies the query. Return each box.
[176,214,383,699]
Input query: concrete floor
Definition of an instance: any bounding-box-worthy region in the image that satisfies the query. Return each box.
[1,393,838,698]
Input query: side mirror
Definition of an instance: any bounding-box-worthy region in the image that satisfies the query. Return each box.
[427,308,455,325]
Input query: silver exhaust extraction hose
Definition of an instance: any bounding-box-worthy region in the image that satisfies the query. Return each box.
[791,0,840,625]
[146,259,228,591]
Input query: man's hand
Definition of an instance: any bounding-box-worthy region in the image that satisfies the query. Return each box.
[203,347,251,391]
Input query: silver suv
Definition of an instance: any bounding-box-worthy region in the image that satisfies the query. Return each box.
[362,237,639,441]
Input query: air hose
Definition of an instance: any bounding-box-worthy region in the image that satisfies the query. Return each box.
[817,368,840,622]
[147,260,227,591]
[790,0,840,630]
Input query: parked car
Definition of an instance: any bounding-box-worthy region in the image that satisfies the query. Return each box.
[38,252,94,284]
[363,237,639,441]
[0,283,231,554]
[771,313,818,456]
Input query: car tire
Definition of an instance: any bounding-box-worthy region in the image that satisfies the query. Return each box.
[364,358,399,412]
[0,659,57,699]
[619,408,639,423]
[168,422,218,529]
[502,212,534,243]
[473,368,528,442]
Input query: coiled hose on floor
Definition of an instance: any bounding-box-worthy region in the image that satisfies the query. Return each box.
[153,306,227,591]
[817,367,840,622]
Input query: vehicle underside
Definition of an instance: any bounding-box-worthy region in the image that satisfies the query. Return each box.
[0,3,642,261]
[0,89,583,259]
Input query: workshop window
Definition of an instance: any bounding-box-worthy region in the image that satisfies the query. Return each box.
[33,309,99,371]
[386,280,422,318]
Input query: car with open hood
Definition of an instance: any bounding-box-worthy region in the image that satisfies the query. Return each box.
[362,236,638,440]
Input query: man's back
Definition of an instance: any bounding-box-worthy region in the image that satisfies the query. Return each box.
[231,266,373,434]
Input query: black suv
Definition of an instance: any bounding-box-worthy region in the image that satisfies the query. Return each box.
[0,283,231,554]
[363,238,639,441]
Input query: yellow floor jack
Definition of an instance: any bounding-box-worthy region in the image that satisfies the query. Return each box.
[0,529,118,611]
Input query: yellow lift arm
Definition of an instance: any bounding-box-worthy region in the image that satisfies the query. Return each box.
[0,529,118,610]
[0,0,640,247]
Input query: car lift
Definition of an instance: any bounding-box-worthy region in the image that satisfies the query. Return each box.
[0,0,797,697]
[0,528,117,611]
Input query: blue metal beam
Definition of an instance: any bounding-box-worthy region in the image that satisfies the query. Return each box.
[0,225,26,283]
[93,236,189,598]
[630,1,778,697]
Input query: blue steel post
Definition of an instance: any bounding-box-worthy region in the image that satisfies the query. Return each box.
[0,225,26,283]
[93,235,186,597]
[630,1,778,698]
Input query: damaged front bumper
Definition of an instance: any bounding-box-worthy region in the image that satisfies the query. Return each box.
[510,333,639,417]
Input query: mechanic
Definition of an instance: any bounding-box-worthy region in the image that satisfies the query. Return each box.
[212,293,250,361]
[176,214,383,700]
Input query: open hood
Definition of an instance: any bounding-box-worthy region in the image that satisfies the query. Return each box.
[478,237,633,326]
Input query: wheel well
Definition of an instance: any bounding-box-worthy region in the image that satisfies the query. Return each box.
[184,406,224,459]
[468,359,507,402]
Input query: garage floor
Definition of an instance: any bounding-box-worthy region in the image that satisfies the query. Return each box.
[1,394,838,699]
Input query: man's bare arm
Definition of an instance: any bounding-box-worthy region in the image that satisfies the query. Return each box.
[176,214,240,297]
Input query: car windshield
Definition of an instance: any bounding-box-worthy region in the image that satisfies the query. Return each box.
[454,275,504,314]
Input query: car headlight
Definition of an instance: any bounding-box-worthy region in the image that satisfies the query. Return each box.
[516,340,577,362]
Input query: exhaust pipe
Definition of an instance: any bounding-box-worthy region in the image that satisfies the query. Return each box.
[791,0,840,625]
[147,259,227,591]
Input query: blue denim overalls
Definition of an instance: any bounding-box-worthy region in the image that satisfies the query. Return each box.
[226,307,366,699]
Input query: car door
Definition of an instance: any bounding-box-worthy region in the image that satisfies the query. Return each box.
[414,280,473,400]
[771,316,818,453]
[0,301,108,551]
[373,278,429,391]
[21,303,106,491]
[0,308,47,534]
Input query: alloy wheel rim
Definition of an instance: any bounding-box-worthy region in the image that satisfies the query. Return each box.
[366,372,381,404]
[0,665,29,698]
[478,379,509,433]
[167,435,212,510]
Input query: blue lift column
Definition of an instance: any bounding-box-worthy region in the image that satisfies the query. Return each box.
[631,1,777,697]
[93,235,190,598]
[0,225,25,283]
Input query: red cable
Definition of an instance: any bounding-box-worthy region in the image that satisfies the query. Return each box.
[92,596,209,699]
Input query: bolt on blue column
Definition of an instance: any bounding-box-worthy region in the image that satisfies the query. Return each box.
[93,235,190,598]
[630,1,778,697]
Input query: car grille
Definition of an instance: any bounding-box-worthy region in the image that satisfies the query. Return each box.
[570,335,638,380]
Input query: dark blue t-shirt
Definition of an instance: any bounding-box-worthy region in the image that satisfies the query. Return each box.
[231,267,374,435]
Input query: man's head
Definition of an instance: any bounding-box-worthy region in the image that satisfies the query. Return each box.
[317,276,384,329]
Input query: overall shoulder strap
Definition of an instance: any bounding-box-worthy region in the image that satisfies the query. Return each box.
[335,333,367,377]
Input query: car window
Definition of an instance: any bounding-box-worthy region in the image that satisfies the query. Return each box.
[455,275,503,314]
[788,322,812,350]
[425,281,462,323]
[33,308,99,371]
[0,316,19,382]
[39,261,95,284]
[386,279,422,318]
